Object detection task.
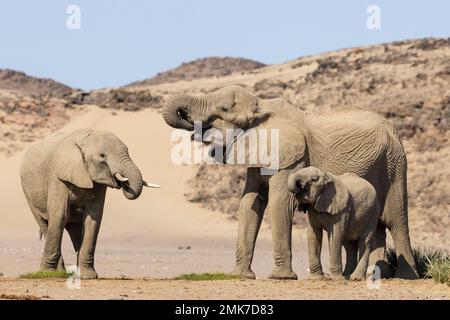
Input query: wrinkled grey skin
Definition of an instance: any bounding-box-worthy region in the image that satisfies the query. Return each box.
[287,166,380,280]
[162,85,418,280]
[20,129,144,279]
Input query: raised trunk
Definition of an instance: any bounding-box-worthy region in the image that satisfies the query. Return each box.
[162,94,213,130]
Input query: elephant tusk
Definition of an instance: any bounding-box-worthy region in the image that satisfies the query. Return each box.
[114,173,129,182]
[143,180,160,188]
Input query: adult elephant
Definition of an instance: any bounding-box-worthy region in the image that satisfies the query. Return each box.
[20,129,159,279]
[162,85,418,280]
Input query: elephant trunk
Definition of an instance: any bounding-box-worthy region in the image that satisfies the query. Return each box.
[114,154,143,200]
[287,174,301,195]
[162,94,213,130]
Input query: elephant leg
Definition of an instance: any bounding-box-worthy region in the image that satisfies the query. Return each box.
[307,226,324,279]
[78,186,106,279]
[390,227,418,279]
[328,228,344,278]
[350,212,378,281]
[41,196,68,271]
[382,180,418,279]
[368,222,391,277]
[232,168,267,279]
[343,240,358,278]
[39,227,65,272]
[42,233,66,272]
[350,218,377,281]
[268,171,297,280]
[350,237,371,281]
[65,222,83,263]
[25,200,65,271]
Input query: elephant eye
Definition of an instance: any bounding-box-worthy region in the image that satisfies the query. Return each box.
[220,100,236,112]
[311,175,319,182]
[99,154,106,158]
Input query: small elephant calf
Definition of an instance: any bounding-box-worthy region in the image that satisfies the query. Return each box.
[287,166,380,280]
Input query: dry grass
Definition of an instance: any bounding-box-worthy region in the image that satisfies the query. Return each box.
[426,256,450,285]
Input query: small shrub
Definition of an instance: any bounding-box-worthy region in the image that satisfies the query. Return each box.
[426,257,450,285]
[174,272,241,281]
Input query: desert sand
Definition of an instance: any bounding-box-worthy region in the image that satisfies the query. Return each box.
[1,278,449,300]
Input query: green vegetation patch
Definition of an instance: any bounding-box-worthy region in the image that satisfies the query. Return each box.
[174,272,241,281]
[20,270,73,279]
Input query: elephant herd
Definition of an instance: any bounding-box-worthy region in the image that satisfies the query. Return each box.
[19,85,419,280]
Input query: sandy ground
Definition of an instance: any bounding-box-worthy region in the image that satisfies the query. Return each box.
[0,108,448,300]
[0,278,448,300]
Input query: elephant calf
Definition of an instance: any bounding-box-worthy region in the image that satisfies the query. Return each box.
[288,166,380,280]
[20,129,159,279]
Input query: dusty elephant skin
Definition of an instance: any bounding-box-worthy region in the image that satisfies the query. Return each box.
[287,166,380,281]
[162,85,419,280]
[19,129,155,279]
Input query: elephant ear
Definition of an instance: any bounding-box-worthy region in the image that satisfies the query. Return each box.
[278,125,306,169]
[264,115,306,170]
[227,102,306,171]
[314,174,349,215]
[54,138,93,189]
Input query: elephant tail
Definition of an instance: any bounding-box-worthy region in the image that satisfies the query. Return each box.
[35,216,47,240]
[39,229,43,240]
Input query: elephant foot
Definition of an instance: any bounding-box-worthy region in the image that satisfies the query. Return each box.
[328,273,345,280]
[394,268,419,280]
[230,267,256,279]
[40,255,65,273]
[80,267,98,280]
[308,272,325,280]
[349,272,366,281]
[268,268,297,280]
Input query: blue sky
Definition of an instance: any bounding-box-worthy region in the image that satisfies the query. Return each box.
[0,1,448,90]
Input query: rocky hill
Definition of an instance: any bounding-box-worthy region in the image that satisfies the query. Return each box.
[0,69,74,97]
[75,57,265,111]
[0,69,84,160]
[0,39,448,248]
[0,90,81,159]
[127,57,266,87]
[83,57,265,111]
